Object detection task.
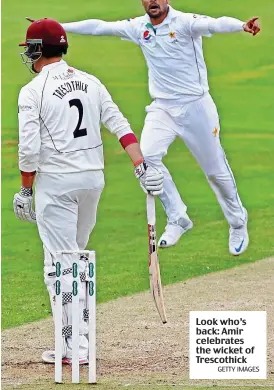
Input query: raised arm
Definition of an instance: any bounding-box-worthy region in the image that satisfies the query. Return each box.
[61,19,139,44]
[189,15,260,37]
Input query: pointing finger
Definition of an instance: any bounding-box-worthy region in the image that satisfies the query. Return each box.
[250,17,259,22]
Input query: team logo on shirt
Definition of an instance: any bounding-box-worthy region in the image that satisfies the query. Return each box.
[143,30,152,41]
[212,127,219,137]
[18,104,33,112]
[169,31,178,43]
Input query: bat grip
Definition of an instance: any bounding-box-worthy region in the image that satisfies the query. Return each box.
[146,194,156,225]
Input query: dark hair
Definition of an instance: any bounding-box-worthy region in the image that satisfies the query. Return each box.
[42,44,68,58]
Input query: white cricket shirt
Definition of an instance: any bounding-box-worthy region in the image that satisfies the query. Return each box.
[125,8,212,101]
[18,60,133,173]
[62,6,244,102]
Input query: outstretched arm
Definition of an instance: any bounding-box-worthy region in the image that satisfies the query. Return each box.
[62,20,120,36]
[191,15,260,37]
[61,19,139,44]
[26,17,139,43]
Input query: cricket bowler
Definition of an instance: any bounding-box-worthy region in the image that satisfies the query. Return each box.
[59,0,260,255]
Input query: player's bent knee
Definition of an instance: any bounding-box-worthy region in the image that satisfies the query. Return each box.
[207,173,237,199]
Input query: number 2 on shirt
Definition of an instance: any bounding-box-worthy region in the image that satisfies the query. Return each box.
[69,98,87,139]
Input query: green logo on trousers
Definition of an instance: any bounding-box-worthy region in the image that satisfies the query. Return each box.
[89,281,94,296]
[73,281,78,296]
[56,262,61,277]
[56,280,61,295]
[72,263,78,278]
[89,263,94,278]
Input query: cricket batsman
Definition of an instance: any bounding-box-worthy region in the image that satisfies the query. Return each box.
[13,18,164,364]
[57,0,260,255]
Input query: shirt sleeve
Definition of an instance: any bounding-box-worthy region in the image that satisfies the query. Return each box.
[62,19,139,44]
[183,14,244,38]
[18,87,41,172]
[99,83,134,139]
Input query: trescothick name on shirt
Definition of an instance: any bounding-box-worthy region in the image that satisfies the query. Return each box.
[53,81,88,100]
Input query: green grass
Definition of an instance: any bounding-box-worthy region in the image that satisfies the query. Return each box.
[2,0,274,329]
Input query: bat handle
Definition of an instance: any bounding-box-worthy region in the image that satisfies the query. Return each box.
[146,194,156,225]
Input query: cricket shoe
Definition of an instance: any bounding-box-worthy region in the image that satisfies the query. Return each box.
[42,350,88,365]
[229,212,249,256]
[158,216,193,248]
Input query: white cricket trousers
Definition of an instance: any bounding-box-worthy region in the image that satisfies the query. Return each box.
[35,171,104,359]
[140,93,246,228]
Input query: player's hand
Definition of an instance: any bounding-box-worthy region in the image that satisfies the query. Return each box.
[135,162,164,196]
[13,188,36,223]
[243,17,260,36]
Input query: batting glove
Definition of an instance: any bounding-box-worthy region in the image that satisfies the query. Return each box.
[134,162,164,196]
[13,186,36,223]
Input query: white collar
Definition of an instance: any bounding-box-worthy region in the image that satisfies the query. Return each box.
[40,59,66,73]
[144,5,177,27]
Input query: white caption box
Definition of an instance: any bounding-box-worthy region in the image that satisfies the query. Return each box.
[189,311,267,379]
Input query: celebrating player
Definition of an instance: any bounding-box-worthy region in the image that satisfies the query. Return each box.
[57,0,260,255]
[13,18,164,364]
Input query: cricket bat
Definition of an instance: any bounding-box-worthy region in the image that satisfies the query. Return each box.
[146,194,167,324]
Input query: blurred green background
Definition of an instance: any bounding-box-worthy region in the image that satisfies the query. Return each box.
[2,0,274,328]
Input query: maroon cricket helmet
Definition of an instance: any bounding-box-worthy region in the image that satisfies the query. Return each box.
[19,18,68,47]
